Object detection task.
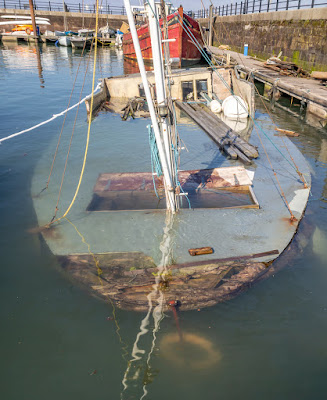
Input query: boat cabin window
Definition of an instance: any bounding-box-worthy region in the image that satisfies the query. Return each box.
[196,79,208,98]
[139,83,156,99]
[182,81,194,101]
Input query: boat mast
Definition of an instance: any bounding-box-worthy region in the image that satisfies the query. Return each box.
[62,0,68,32]
[28,0,38,39]
[123,0,178,213]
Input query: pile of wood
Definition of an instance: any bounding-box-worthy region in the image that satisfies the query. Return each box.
[175,101,258,164]
[121,97,148,120]
[263,59,310,78]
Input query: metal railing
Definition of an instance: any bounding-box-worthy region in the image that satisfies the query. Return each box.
[0,0,126,14]
[187,0,327,18]
[1,0,326,17]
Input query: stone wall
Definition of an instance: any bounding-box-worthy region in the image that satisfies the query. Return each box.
[200,8,327,72]
[0,9,127,32]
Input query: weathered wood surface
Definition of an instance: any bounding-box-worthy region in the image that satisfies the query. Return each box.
[175,101,258,164]
[263,60,310,78]
[57,251,271,311]
[93,166,253,193]
[275,128,300,137]
[188,247,214,256]
[311,71,327,81]
[208,46,327,110]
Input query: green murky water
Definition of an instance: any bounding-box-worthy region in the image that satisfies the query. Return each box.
[1,43,327,400]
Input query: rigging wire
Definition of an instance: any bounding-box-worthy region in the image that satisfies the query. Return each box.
[176,13,298,219]
[50,39,94,222]
[147,1,191,208]
[209,7,308,188]
[46,0,101,227]
[45,37,89,190]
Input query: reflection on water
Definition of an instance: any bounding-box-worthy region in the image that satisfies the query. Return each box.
[1,43,327,400]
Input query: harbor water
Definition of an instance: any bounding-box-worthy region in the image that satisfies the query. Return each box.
[1,43,327,400]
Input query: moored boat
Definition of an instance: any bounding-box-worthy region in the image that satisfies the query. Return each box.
[70,29,95,49]
[122,5,203,68]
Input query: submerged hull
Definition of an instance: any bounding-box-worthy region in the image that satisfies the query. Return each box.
[122,7,203,68]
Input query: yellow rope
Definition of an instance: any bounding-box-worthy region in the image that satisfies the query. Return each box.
[48,0,100,227]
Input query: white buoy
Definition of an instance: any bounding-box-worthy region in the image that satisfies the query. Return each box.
[222,95,248,119]
[210,100,222,113]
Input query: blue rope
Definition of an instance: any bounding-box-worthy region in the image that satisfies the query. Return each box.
[148,124,162,199]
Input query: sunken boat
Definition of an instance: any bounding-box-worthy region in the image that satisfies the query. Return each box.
[31,1,311,312]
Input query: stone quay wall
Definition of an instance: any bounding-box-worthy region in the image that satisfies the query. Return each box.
[200,8,327,72]
[0,9,127,32]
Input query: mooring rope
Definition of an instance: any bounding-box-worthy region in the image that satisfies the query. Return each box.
[50,40,95,222]
[45,0,101,227]
[45,39,89,191]
[0,83,101,145]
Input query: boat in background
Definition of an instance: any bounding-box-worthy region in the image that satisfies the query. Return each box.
[0,15,50,35]
[58,31,78,47]
[122,5,203,68]
[70,29,95,49]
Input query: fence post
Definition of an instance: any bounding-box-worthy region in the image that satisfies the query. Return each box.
[231,3,233,14]
[297,0,301,9]
[222,5,224,15]
[311,0,315,7]
[240,1,242,14]
[267,0,270,12]
[3,0,5,9]
[276,0,279,10]
[252,0,255,13]
[259,0,262,12]
[286,0,289,9]
[218,5,220,15]
[235,2,237,14]
[226,4,229,14]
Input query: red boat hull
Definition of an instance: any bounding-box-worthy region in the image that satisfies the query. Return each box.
[122,8,203,68]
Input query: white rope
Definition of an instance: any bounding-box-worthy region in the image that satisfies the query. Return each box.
[0,83,102,144]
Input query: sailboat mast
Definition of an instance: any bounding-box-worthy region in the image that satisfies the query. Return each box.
[146,0,179,210]
[123,0,177,213]
[62,0,68,32]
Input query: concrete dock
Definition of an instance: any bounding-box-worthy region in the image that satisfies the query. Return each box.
[209,46,327,128]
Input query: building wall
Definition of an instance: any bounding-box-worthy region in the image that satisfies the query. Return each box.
[0,9,127,32]
[200,8,327,72]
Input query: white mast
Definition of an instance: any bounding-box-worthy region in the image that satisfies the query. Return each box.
[123,0,177,213]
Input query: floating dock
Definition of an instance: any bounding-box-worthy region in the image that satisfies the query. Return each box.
[0,33,41,43]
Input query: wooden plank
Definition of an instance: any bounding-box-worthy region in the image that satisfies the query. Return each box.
[188,247,214,256]
[176,101,238,159]
[170,249,280,270]
[177,101,258,162]
[192,104,259,159]
[275,128,300,137]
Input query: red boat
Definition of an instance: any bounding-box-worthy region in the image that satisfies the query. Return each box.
[122,6,204,68]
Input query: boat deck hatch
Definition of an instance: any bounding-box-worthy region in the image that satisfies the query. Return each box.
[87,167,259,212]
